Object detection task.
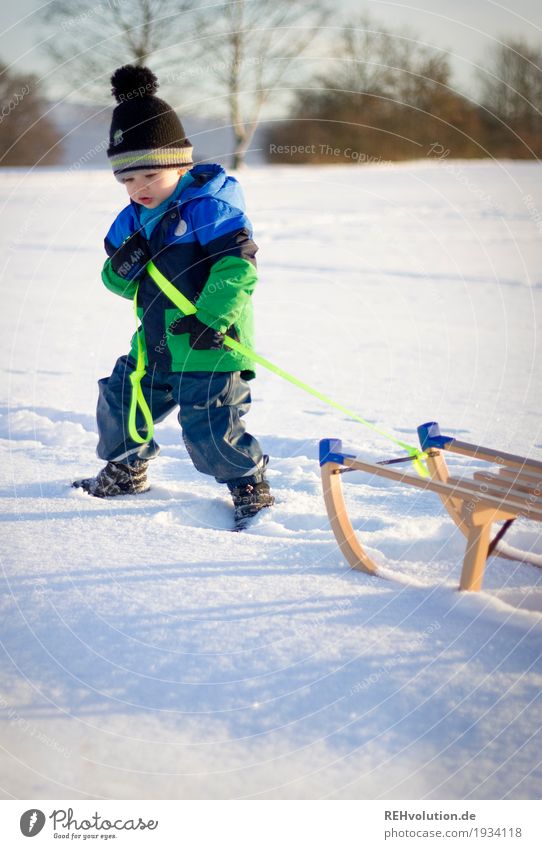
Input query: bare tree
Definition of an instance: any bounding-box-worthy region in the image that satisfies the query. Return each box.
[478,38,542,124]
[36,0,329,167]
[325,14,403,97]
[36,0,196,102]
[0,64,63,165]
[322,15,451,103]
[194,0,329,167]
[265,13,483,162]
[475,38,542,156]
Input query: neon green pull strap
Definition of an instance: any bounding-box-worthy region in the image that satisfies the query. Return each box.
[147,261,197,316]
[127,290,154,443]
[146,261,428,476]
[219,334,428,477]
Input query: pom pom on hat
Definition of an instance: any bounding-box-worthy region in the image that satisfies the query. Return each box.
[110,65,159,103]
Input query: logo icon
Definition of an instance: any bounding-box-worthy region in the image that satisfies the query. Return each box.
[174,219,187,237]
[20,809,46,837]
[113,129,124,146]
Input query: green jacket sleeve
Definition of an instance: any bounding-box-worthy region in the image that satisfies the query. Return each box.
[101,258,138,300]
[195,256,258,332]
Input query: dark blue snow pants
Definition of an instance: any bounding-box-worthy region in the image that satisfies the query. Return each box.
[96,355,266,484]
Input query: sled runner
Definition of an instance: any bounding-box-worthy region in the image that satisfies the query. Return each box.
[320,422,542,591]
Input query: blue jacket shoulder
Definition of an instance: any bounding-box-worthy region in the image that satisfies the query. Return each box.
[182,164,247,212]
[180,165,251,245]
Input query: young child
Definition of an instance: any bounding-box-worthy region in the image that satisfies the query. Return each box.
[73,65,274,524]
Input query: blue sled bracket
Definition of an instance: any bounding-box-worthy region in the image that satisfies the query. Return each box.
[319,438,357,467]
[417,421,454,451]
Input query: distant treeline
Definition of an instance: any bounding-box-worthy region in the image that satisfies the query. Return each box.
[0,65,63,167]
[1,8,541,167]
[264,36,542,163]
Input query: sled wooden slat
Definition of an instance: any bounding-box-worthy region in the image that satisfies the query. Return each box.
[431,437,542,473]
[497,466,542,485]
[339,457,540,518]
[444,476,542,520]
[320,422,542,593]
[473,471,542,497]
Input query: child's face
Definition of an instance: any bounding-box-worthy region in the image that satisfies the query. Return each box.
[119,168,184,208]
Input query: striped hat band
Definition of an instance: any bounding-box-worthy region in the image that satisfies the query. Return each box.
[110,146,194,175]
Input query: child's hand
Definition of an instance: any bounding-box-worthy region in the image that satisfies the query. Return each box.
[107,232,150,280]
[168,314,227,350]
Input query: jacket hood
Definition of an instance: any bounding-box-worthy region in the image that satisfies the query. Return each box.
[178,164,246,212]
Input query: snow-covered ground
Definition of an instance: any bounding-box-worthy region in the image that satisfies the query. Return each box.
[0,160,541,800]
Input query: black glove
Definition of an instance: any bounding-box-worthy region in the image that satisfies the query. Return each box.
[106,231,150,280]
[168,314,227,350]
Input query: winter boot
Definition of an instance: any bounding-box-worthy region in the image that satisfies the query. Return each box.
[72,459,149,498]
[228,478,275,524]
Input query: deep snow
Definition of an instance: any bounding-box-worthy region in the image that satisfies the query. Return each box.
[0,160,541,800]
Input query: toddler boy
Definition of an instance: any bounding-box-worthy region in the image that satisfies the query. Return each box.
[73,65,273,525]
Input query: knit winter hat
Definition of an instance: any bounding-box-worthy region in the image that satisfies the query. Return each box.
[107,65,193,176]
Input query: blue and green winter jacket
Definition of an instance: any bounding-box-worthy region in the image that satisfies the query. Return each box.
[101,163,258,378]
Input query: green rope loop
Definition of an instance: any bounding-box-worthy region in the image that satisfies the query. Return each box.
[127,292,154,444]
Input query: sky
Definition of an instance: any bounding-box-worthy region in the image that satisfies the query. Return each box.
[1,0,541,106]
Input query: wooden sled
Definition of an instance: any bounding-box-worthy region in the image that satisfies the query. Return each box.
[319,422,542,591]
